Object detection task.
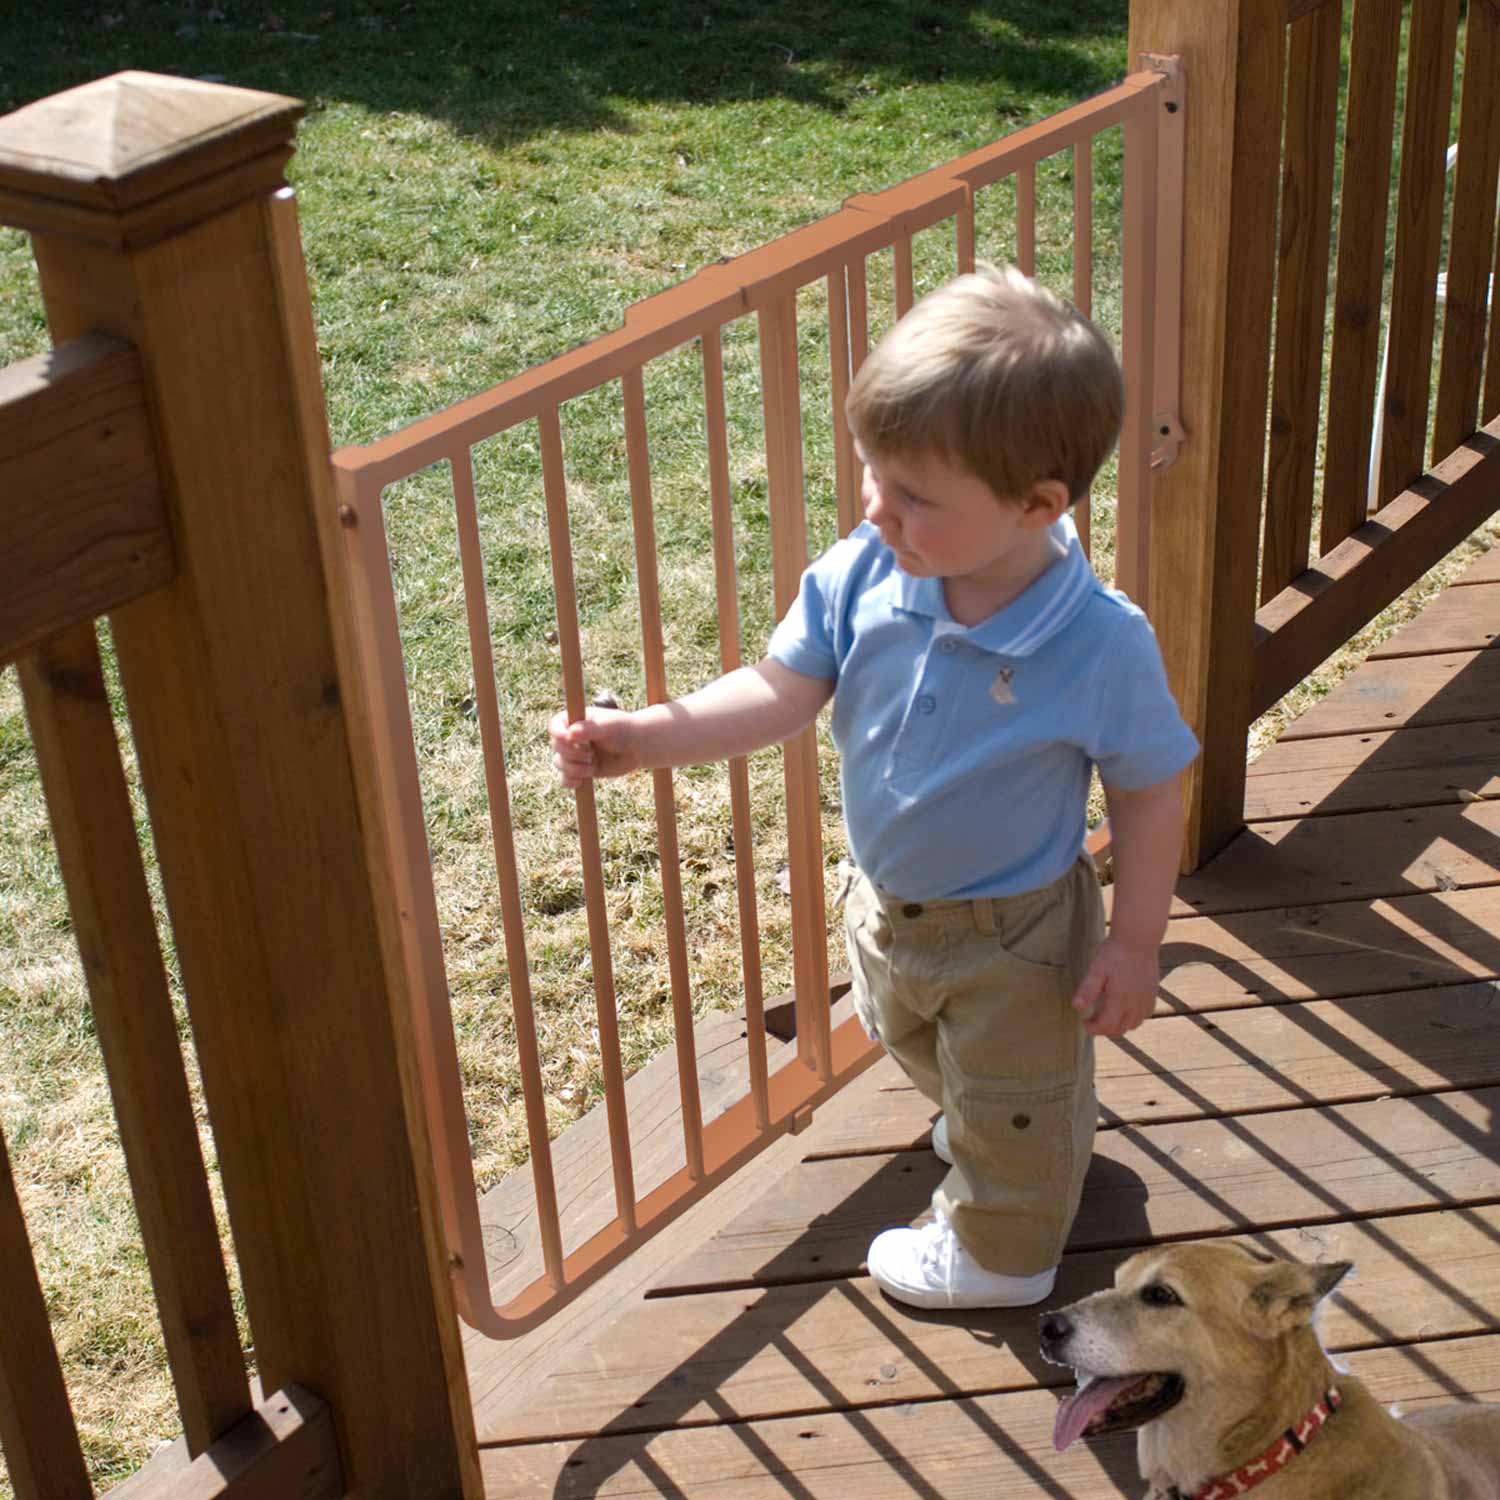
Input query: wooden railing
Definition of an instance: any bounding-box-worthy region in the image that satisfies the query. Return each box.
[1132,0,1500,866]
[4,0,1498,1490]
[0,73,479,1500]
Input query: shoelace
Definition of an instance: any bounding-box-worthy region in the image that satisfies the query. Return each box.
[919,1212,958,1287]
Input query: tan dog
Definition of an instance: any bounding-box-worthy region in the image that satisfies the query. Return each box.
[1038,1240,1500,1498]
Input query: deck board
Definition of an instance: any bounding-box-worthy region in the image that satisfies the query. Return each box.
[469,560,1500,1498]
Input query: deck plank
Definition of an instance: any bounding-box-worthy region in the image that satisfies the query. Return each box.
[478,1332,1500,1499]
[1277,648,1500,738]
[1245,719,1500,820]
[655,1088,1500,1290]
[1367,580,1500,656]
[478,1204,1500,1443]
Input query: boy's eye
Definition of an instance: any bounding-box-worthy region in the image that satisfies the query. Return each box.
[1139,1283,1181,1308]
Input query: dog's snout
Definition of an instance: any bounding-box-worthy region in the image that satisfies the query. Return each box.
[1039,1311,1072,1352]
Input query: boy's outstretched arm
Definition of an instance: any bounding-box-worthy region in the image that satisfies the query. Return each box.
[549,657,833,788]
[1072,774,1184,1038]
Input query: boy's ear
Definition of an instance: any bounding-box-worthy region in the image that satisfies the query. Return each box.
[1021,478,1070,526]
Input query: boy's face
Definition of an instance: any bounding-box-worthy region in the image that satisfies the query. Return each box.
[857,444,1061,587]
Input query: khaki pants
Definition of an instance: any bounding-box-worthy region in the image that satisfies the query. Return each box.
[841,857,1105,1276]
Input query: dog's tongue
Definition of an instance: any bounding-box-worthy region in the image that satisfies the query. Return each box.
[1053,1375,1141,1452]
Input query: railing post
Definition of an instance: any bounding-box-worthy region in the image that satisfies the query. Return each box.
[0,73,480,1497]
[1128,0,1286,869]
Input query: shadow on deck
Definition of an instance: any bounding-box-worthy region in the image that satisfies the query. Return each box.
[464,550,1500,1499]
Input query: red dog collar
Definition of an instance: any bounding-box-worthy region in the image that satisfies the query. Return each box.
[1170,1387,1342,1500]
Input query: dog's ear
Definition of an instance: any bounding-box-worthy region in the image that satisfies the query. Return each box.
[1248,1259,1353,1336]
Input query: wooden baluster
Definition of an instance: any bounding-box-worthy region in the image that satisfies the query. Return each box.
[21,623,249,1454]
[1374,0,1461,507]
[1017,162,1037,276]
[1434,0,1500,454]
[758,295,831,1082]
[450,445,566,1284]
[1263,0,1340,601]
[621,368,706,1180]
[538,406,637,1227]
[700,329,770,1131]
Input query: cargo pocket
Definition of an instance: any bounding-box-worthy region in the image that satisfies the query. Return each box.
[937,949,1080,1189]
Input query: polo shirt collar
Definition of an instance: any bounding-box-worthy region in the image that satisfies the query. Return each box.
[891,514,1096,656]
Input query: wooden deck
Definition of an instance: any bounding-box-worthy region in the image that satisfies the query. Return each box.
[463,550,1500,1499]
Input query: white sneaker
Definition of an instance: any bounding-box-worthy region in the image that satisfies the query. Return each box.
[931,1114,953,1165]
[866,1210,1057,1309]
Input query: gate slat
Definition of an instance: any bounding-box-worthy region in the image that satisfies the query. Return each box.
[1262,0,1340,601]
[0,1123,92,1500]
[538,406,637,1231]
[892,235,915,319]
[826,269,861,538]
[621,369,706,1179]
[700,331,771,1131]
[451,445,565,1287]
[1374,0,1462,505]
[757,296,831,1083]
[19,623,249,1456]
[1434,0,1500,454]
[1321,0,1403,549]
[1073,137,1094,557]
[1016,161,1036,276]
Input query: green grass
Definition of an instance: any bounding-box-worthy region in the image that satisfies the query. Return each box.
[1,2,1498,1494]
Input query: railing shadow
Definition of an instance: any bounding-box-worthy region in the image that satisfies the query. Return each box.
[508,1140,1149,1498]
[513,580,1500,1496]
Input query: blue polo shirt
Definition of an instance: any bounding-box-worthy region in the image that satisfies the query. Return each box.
[766,515,1199,900]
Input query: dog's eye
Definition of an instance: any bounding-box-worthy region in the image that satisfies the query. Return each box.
[1140,1283,1181,1308]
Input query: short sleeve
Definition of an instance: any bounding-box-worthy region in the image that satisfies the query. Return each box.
[766,542,844,682]
[1083,609,1199,789]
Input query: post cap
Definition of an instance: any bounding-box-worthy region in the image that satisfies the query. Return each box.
[0,71,304,248]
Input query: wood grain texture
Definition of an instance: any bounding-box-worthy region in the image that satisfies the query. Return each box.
[20,623,249,1454]
[108,1387,340,1500]
[1253,423,1500,718]
[0,333,173,667]
[1321,0,1402,548]
[1375,0,1461,504]
[479,1334,1500,1499]
[1127,0,1288,867]
[0,1125,91,1500]
[17,76,478,1499]
[1262,0,1340,600]
[1433,0,1500,455]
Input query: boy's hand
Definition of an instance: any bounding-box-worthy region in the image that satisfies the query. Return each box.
[548,704,639,787]
[1071,935,1159,1037]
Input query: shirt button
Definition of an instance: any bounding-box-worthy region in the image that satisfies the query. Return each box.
[917,694,936,714]
[938,637,958,655]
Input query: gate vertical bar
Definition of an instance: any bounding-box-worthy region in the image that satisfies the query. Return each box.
[621,369,707,1178]
[758,295,831,1082]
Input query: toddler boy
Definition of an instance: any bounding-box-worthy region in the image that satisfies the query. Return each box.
[549,264,1197,1308]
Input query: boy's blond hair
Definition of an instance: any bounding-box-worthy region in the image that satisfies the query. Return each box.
[845,263,1124,505]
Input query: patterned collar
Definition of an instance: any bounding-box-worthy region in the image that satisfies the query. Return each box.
[1167,1387,1342,1500]
[888,512,1098,657]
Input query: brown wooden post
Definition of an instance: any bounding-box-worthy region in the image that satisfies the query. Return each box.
[1128,0,1287,869]
[0,73,480,1497]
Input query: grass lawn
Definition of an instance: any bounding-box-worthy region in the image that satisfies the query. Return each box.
[1,2,1496,1493]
